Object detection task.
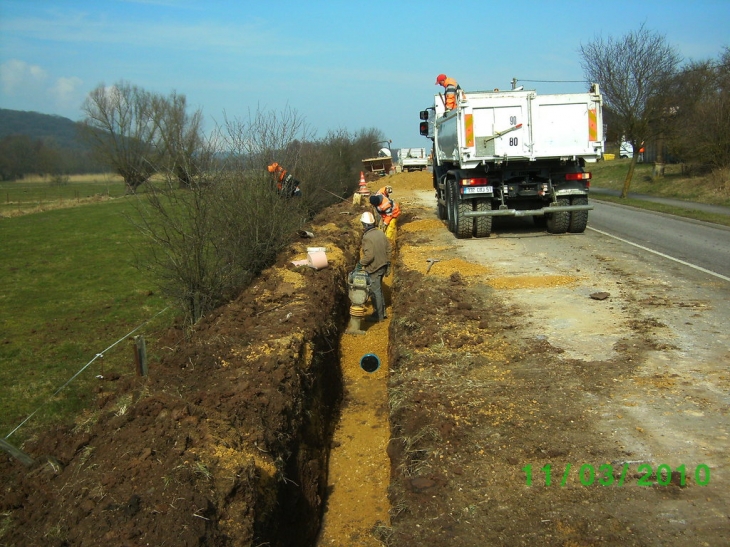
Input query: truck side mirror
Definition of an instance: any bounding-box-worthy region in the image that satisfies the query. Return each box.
[419,110,429,120]
[419,122,429,136]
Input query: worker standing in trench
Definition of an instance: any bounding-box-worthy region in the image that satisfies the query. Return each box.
[358,211,391,323]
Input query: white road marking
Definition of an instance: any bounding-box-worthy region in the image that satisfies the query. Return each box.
[587,227,730,283]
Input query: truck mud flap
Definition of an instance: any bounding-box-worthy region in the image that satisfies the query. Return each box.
[462,204,593,218]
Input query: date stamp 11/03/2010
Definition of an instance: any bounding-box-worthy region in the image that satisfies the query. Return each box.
[522,463,711,487]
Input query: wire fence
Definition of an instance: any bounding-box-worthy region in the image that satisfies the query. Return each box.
[3,306,169,441]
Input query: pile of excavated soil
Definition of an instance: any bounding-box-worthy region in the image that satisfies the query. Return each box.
[0,199,367,547]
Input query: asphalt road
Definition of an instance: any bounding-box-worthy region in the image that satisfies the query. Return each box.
[588,200,730,280]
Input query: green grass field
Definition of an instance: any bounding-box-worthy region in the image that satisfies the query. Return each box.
[0,173,130,217]
[589,159,730,207]
[588,159,730,227]
[0,192,175,442]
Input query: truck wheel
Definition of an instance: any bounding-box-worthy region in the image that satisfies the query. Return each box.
[568,196,589,233]
[546,198,570,234]
[447,180,458,232]
[455,200,473,239]
[437,188,447,220]
[474,199,492,237]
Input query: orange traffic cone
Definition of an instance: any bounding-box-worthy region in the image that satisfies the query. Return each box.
[357,171,370,196]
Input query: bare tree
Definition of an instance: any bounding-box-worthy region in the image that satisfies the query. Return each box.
[131,102,387,324]
[152,92,205,188]
[223,105,313,174]
[580,24,681,196]
[667,48,730,170]
[80,81,161,193]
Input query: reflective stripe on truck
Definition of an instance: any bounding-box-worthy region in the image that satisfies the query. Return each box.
[465,113,474,148]
[589,109,598,141]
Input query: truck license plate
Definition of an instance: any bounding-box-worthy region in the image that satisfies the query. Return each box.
[463,186,493,194]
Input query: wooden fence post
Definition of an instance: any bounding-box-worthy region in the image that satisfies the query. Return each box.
[134,335,148,376]
[0,438,35,467]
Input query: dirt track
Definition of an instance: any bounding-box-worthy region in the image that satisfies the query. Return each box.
[384,171,730,546]
[1,171,728,546]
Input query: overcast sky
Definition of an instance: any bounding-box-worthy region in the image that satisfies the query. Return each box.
[1,0,728,149]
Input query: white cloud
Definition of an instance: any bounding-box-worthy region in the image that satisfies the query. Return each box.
[48,76,84,108]
[0,59,86,116]
[1,10,316,58]
[0,59,48,94]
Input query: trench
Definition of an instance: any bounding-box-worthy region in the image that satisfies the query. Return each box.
[316,276,393,546]
[254,241,394,546]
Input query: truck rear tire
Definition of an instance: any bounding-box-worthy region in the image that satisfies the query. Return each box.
[447,180,458,232]
[546,198,570,234]
[474,199,492,237]
[455,200,472,239]
[568,196,589,233]
[437,193,447,220]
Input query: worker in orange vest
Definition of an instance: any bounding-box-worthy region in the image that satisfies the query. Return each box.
[369,187,400,243]
[436,74,461,111]
[376,185,393,200]
[267,162,302,197]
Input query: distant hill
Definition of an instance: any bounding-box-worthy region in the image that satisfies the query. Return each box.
[0,109,88,151]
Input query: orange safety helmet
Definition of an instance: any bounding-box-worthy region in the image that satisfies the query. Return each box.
[267,162,279,173]
[435,74,447,85]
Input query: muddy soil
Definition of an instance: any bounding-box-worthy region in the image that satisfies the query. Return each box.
[2,171,728,547]
[0,200,363,547]
[384,172,730,546]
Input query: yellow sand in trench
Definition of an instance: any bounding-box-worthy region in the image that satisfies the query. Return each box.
[317,285,391,546]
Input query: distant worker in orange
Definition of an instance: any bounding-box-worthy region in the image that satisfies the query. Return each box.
[374,185,393,202]
[369,185,400,243]
[435,74,461,111]
[267,162,302,197]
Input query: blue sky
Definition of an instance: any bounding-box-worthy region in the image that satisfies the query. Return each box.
[1,0,729,149]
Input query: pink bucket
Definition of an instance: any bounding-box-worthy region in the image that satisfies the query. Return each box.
[307,250,328,270]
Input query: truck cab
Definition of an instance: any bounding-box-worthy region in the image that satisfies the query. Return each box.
[619,141,633,159]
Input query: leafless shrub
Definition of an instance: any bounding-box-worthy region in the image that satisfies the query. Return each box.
[132,105,384,325]
[666,48,730,169]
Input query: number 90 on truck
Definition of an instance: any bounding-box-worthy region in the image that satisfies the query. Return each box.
[419,84,604,238]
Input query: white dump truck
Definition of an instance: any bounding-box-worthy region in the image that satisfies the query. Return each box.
[396,147,429,172]
[419,84,604,238]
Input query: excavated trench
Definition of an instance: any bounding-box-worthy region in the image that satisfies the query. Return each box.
[273,252,393,546]
[244,202,394,546]
[0,196,394,547]
[316,282,392,546]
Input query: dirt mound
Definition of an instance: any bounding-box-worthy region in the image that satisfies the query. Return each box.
[0,200,364,547]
